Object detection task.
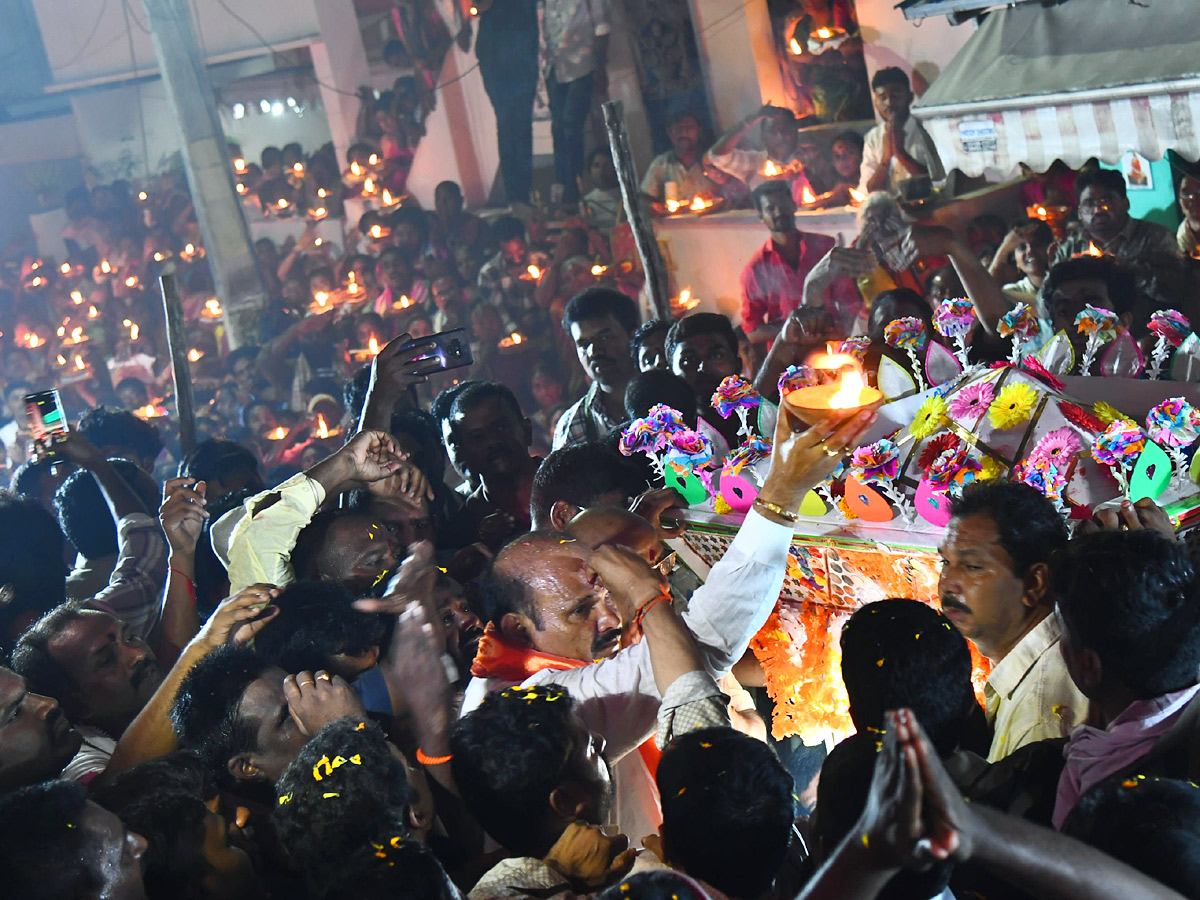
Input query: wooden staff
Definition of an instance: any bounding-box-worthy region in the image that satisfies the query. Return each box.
[602,100,671,321]
[159,274,198,456]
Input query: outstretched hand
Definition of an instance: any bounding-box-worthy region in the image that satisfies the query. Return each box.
[196,583,280,650]
[338,429,408,484]
[758,404,877,514]
[159,477,208,556]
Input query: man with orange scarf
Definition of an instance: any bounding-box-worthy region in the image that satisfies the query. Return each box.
[461,402,878,841]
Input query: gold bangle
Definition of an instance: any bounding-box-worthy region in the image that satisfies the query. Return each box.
[753,497,800,522]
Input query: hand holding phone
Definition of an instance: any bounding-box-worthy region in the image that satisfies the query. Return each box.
[25,390,68,459]
[398,328,473,376]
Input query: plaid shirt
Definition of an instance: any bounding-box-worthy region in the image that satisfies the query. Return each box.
[552,381,619,449]
[87,513,168,641]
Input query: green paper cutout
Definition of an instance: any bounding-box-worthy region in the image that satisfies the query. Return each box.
[665,467,710,506]
[1130,441,1172,502]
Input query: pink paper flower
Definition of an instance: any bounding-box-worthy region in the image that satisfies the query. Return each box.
[927,444,982,490]
[947,381,996,421]
[850,439,900,486]
[1031,427,1082,466]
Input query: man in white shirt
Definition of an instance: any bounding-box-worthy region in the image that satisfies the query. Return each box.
[938,482,1088,763]
[462,402,878,840]
[859,67,944,196]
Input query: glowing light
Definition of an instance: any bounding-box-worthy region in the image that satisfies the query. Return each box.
[153,252,165,261]
[236,183,247,194]
[70,326,84,343]
[382,188,394,206]
[499,331,525,348]
[293,162,304,174]
[311,207,327,219]
[1036,206,1047,218]
[271,102,283,116]
[470,5,478,13]
[234,158,246,173]
[363,178,376,194]
[397,294,411,309]
[369,224,384,239]
[350,161,363,177]
[277,198,289,209]
[267,426,289,440]
[314,291,330,307]
[1086,242,1103,257]
[368,153,379,166]
[57,355,65,366]
[60,263,72,274]
[763,160,780,177]
[666,199,681,213]
[314,238,323,247]
[203,298,222,318]
[802,185,817,204]
[74,354,85,371]
[368,336,380,356]
[129,323,139,341]
[56,326,65,337]
[138,191,148,201]
[591,264,607,276]
[672,288,701,311]
[124,276,139,288]
[138,404,158,418]
[316,414,330,438]
[88,305,99,319]
[123,318,132,327]
[70,290,83,304]
[815,26,833,39]
[317,188,328,199]
[689,196,713,212]
[100,259,112,274]
[348,282,360,295]
[527,264,542,280]
[790,37,803,55]
[184,243,196,256]
[188,348,203,362]
[21,332,44,348]
[849,187,866,204]
[30,276,44,287]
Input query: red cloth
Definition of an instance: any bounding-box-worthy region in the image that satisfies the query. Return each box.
[739,233,862,332]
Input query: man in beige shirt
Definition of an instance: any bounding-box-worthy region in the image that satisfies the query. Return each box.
[938,482,1088,763]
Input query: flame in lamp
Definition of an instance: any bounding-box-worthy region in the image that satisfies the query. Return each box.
[184,243,196,257]
[268,426,288,441]
[782,352,882,424]
[293,162,304,174]
[348,281,360,295]
[369,225,384,239]
[763,160,780,177]
[397,294,411,309]
[277,198,289,209]
[100,259,112,274]
[237,181,248,194]
[57,355,65,366]
[203,298,222,317]
[317,188,328,199]
[672,289,701,311]
[382,189,394,206]
[88,305,99,319]
[30,276,45,287]
[234,158,246,172]
[314,237,323,247]
[188,348,203,362]
[527,264,542,280]
[363,178,376,194]
[138,404,158,418]
[350,161,363,177]
[790,36,803,55]
[849,187,866,204]
[153,252,165,262]
[70,290,84,304]
[70,327,84,343]
[815,26,833,39]
[470,4,478,13]
[125,276,139,288]
[22,332,44,348]
[75,354,86,371]
[129,324,140,340]
[314,291,330,307]
[665,199,681,213]
[368,336,380,356]
[56,326,65,337]
[591,264,607,276]
[59,263,71,275]
[368,153,379,167]
[1086,242,1104,257]
[312,207,327,220]
[802,184,817,204]
[689,196,712,212]
[138,191,148,201]
[316,414,330,439]
[499,331,525,348]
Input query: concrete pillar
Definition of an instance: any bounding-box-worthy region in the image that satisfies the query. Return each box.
[141,0,268,349]
[309,0,372,168]
[687,0,784,132]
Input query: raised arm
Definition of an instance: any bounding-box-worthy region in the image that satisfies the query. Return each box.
[903,224,1013,337]
[155,477,209,659]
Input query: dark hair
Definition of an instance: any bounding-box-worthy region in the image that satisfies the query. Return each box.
[561,287,640,337]
[597,872,708,900]
[10,458,59,502]
[624,371,699,427]
[450,682,584,855]
[1040,255,1138,318]
[254,580,389,673]
[530,444,647,528]
[840,599,974,755]
[170,644,276,788]
[630,319,671,356]
[430,380,472,426]
[390,408,444,479]
[53,458,145,559]
[261,146,284,168]
[391,207,430,246]
[0,780,100,899]
[274,717,412,895]
[665,312,739,365]
[241,400,276,430]
[291,508,362,581]
[1053,531,1200,698]
[449,380,524,424]
[92,750,216,812]
[949,482,1069,575]
[0,489,67,634]
[1009,216,1054,247]
[832,130,865,154]
[871,66,911,90]
[657,727,794,899]
[112,792,212,898]
[492,216,526,244]
[1063,775,1200,899]
[435,180,462,199]
[751,178,793,213]
[76,406,163,465]
[10,602,90,703]
[1075,167,1128,201]
[343,365,372,422]
[814,734,953,900]
[113,377,149,403]
[177,438,263,499]
[667,109,701,130]
[322,836,457,900]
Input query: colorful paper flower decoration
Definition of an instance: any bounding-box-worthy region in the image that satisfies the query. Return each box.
[883,317,928,351]
[947,381,996,421]
[926,444,981,490]
[911,394,948,440]
[987,382,1038,430]
[1091,419,1146,467]
[850,439,901,486]
[918,433,960,471]
[932,298,977,339]
[777,365,817,397]
[1030,427,1083,466]
[979,457,1004,481]
[1145,398,1200,449]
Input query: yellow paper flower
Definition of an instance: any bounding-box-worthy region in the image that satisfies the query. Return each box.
[979,456,1003,481]
[911,395,949,441]
[1093,401,1126,425]
[988,382,1038,430]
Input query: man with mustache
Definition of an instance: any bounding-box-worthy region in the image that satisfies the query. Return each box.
[553,288,639,450]
[939,482,1088,762]
[463,402,877,839]
[0,665,83,791]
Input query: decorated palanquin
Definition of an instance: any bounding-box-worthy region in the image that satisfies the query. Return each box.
[642,357,1200,744]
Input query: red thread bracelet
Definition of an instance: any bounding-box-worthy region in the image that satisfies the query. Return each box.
[416,749,453,766]
[631,586,673,629]
[170,567,197,609]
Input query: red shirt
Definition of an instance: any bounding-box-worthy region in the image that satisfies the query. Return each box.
[740,233,863,333]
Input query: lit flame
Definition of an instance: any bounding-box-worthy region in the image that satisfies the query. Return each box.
[138,191,148,201]
[811,353,869,408]
[130,324,140,340]
[510,331,522,345]
[666,199,681,213]
[100,259,112,273]
[317,188,327,199]
[293,162,304,174]
[312,207,327,219]
[849,187,866,204]
[316,414,329,438]
[470,4,478,13]
[88,305,99,319]
[350,161,363,177]
[236,183,247,194]
[57,326,65,337]
[382,189,394,206]
[60,263,71,274]
[1036,206,1047,217]
[1086,242,1103,257]
[57,354,65,366]
[268,426,288,440]
[369,224,383,239]
[234,158,246,173]
[790,37,803,55]
[368,153,379,167]
[74,355,85,371]
[763,160,781,177]
[527,264,542,280]
[124,276,138,288]
[70,327,83,343]
[689,196,712,212]
[814,26,833,39]
[153,252,165,261]
[363,178,375,194]
[314,238,323,247]
[30,276,44,287]
[22,332,44,348]
[184,243,196,256]
[499,331,526,348]
[802,184,817,204]
[673,288,701,310]
[348,282,360,295]
[138,404,158,418]
[314,291,329,307]
[277,198,289,209]
[397,294,411,309]
[70,290,84,304]
[368,336,380,356]
[591,264,607,276]
[188,348,203,362]
[204,298,222,317]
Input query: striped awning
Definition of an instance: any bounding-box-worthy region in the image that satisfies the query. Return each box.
[912,0,1200,179]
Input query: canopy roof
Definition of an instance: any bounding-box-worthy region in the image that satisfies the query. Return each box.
[912,0,1200,178]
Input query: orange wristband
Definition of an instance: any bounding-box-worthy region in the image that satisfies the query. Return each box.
[416,749,453,766]
[631,586,673,629]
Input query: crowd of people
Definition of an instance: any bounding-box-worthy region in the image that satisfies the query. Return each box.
[2,32,1200,898]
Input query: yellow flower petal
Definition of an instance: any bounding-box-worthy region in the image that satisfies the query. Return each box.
[911,395,949,441]
[988,383,1038,430]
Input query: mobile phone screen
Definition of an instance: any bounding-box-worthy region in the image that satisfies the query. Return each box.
[401,328,474,375]
[25,390,69,444]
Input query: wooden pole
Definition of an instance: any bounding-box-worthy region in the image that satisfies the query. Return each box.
[602,100,672,321]
[159,274,197,456]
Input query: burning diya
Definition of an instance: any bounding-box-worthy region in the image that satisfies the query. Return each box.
[782,352,883,426]
[498,331,525,349]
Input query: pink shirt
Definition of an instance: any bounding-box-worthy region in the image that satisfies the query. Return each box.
[740,233,862,334]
